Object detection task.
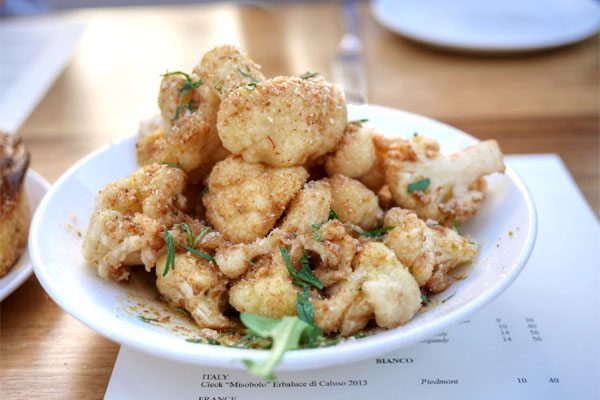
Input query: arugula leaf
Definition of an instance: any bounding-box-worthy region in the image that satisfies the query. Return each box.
[296,286,323,347]
[351,219,395,241]
[279,246,323,289]
[237,67,259,83]
[407,178,430,193]
[162,229,176,276]
[300,72,319,79]
[240,314,310,380]
[452,219,464,236]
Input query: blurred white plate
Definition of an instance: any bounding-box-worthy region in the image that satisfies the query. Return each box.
[30,104,537,371]
[1,170,50,301]
[371,0,600,53]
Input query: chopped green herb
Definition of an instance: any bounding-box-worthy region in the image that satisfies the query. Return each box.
[179,78,202,98]
[452,219,464,236]
[413,132,419,137]
[161,162,183,168]
[192,227,211,248]
[279,246,323,289]
[354,331,370,339]
[349,118,369,126]
[237,67,259,83]
[300,72,319,79]
[469,241,476,245]
[186,338,203,343]
[207,338,221,345]
[328,208,339,221]
[296,285,322,347]
[138,315,159,322]
[407,178,430,193]
[200,186,209,196]
[162,229,176,276]
[442,291,457,303]
[421,293,431,303]
[240,313,310,380]
[221,331,236,337]
[357,286,362,291]
[351,221,395,241]
[312,230,321,243]
[174,238,215,264]
[247,260,258,267]
[161,71,192,80]
[171,99,196,121]
[178,222,194,247]
[244,82,257,91]
[172,210,178,216]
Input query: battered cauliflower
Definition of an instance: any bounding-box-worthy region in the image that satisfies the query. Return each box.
[279,180,332,235]
[138,83,228,183]
[385,136,505,225]
[382,207,476,292]
[203,155,308,244]
[228,250,299,319]
[313,242,421,335]
[193,45,266,100]
[156,252,233,329]
[325,123,376,179]
[217,76,347,167]
[82,164,187,280]
[329,174,383,230]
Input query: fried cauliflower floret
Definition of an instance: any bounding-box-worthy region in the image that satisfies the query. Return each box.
[228,250,299,319]
[157,73,206,132]
[193,45,265,100]
[385,137,505,225]
[329,174,383,230]
[217,76,347,167]
[156,252,233,329]
[358,131,404,192]
[313,243,421,335]
[279,180,332,235]
[325,123,375,179]
[203,155,308,244]
[138,85,228,183]
[382,207,476,292]
[82,164,187,280]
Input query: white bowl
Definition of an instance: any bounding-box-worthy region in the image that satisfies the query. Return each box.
[30,104,537,371]
[1,170,50,301]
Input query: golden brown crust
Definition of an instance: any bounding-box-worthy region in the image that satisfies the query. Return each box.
[1,133,31,277]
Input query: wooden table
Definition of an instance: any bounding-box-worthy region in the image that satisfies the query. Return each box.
[2,3,598,398]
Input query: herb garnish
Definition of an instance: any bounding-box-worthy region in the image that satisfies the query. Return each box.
[177,223,211,249]
[452,219,464,236]
[247,260,258,267]
[161,162,183,168]
[161,71,203,98]
[240,313,312,380]
[200,186,209,196]
[138,315,159,322]
[348,118,369,126]
[244,82,258,91]
[279,246,323,289]
[172,99,196,121]
[351,219,395,241]
[162,229,176,277]
[442,291,456,303]
[328,208,339,221]
[407,177,430,193]
[311,230,321,243]
[420,293,431,303]
[237,67,259,83]
[300,72,319,79]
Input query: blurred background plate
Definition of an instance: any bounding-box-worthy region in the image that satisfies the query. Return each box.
[371,0,600,53]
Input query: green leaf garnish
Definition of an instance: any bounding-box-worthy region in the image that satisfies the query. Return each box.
[160,71,202,98]
[186,338,203,343]
[171,99,196,121]
[311,230,321,243]
[420,293,431,303]
[161,162,183,168]
[200,186,208,196]
[349,119,369,126]
[214,80,223,94]
[300,72,319,79]
[162,229,176,277]
[452,219,464,236]
[407,178,430,193]
[192,227,211,248]
[328,208,338,221]
[247,260,258,267]
[297,248,323,289]
[240,314,310,380]
[353,331,371,339]
[244,82,258,91]
[279,246,323,289]
[138,315,159,322]
[174,238,215,264]
[161,71,192,80]
[442,291,457,303]
[351,220,395,241]
[178,222,194,247]
[237,67,259,83]
[413,132,419,137]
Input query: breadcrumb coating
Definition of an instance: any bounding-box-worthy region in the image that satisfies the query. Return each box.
[382,207,476,292]
[217,76,347,167]
[203,155,308,244]
[156,252,233,329]
[193,45,266,100]
[385,136,505,225]
[329,174,383,230]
